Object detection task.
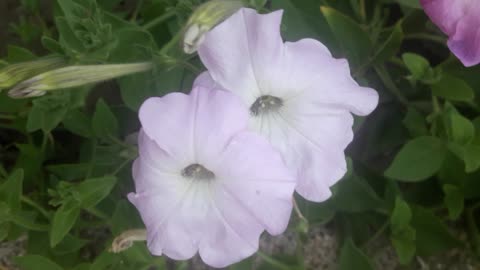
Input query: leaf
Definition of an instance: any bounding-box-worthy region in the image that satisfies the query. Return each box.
[41,36,64,54]
[50,199,81,247]
[92,99,118,138]
[26,93,71,133]
[396,0,421,9]
[402,53,433,81]
[320,6,371,67]
[90,251,120,270]
[14,255,63,270]
[402,107,428,137]
[339,238,374,270]
[332,176,384,212]
[62,109,93,138]
[443,103,475,145]
[119,67,186,111]
[443,185,464,220]
[411,206,462,256]
[391,226,416,264]
[385,136,447,182]
[431,74,474,102]
[52,234,88,255]
[0,169,24,213]
[373,21,403,63]
[72,176,117,208]
[6,45,37,63]
[10,211,49,231]
[390,197,412,231]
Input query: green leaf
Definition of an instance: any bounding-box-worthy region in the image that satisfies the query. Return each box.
[431,74,474,102]
[390,197,412,231]
[332,176,384,212]
[90,251,121,270]
[62,109,93,138]
[50,199,81,247]
[92,99,118,138]
[14,255,63,270]
[230,257,254,270]
[443,104,475,145]
[26,93,71,133]
[385,136,447,182]
[373,21,403,63]
[339,238,374,270]
[10,211,49,231]
[395,0,421,8]
[461,145,480,172]
[0,169,23,213]
[320,6,371,67]
[119,67,185,111]
[443,185,464,220]
[6,45,37,63]
[402,53,433,81]
[72,176,117,208]
[41,36,64,54]
[391,226,416,265]
[411,207,462,256]
[52,234,88,255]
[402,107,428,137]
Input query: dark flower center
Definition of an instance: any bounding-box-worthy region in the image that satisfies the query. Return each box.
[250,95,283,116]
[182,164,215,180]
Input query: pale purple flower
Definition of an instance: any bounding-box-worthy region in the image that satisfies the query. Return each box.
[128,86,295,267]
[421,0,480,67]
[196,8,378,202]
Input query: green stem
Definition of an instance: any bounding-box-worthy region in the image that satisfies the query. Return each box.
[0,114,15,120]
[432,95,441,114]
[143,10,176,30]
[405,33,446,44]
[86,207,110,221]
[130,0,144,22]
[374,64,409,106]
[112,158,133,176]
[257,251,292,270]
[21,195,51,219]
[86,140,97,179]
[362,220,389,249]
[159,30,184,56]
[466,206,480,256]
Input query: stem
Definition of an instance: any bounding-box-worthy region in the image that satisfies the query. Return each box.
[111,158,133,176]
[466,205,480,256]
[86,207,110,221]
[0,114,15,120]
[362,220,389,249]
[257,251,292,270]
[374,64,409,106]
[432,95,441,114]
[130,0,144,22]
[292,197,307,224]
[143,10,176,30]
[405,33,446,44]
[21,195,51,219]
[86,140,97,179]
[359,0,366,22]
[159,30,184,55]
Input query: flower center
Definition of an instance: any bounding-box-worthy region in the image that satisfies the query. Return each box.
[182,163,215,180]
[250,95,283,116]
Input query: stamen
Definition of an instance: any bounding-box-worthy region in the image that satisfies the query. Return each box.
[182,163,215,180]
[250,95,283,116]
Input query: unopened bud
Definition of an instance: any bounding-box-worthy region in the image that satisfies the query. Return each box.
[183,0,244,54]
[110,229,147,253]
[0,56,66,89]
[8,62,153,99]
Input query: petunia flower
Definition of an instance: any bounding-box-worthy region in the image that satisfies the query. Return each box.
[420,0,480,67]
[128,85,296,267]
[196,8,378,202]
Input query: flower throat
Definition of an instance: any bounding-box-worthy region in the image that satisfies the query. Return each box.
[182,163,215,180]
[250,95,283,116]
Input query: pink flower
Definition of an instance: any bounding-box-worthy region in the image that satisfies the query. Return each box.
[421,0,480,67]
[128,86,295,267]
[196,8,378,202]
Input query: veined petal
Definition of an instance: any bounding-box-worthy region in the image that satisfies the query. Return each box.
[281,39,378,116]
[192,86,250,166]
[139,93,196,163]
[421,0,480,66]
[198,8,284,105]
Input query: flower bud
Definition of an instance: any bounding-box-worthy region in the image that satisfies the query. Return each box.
[0,56,67,89]
[8,62,153,99]
[183,0,244,54]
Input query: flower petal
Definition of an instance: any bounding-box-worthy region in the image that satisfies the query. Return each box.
[198,8,284,105]
[191,85,250,166]
[281,39,378,116]
[215,132,295,235]
[139,93,195,164]
[421,0,480,67]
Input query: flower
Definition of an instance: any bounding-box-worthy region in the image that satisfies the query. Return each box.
[196,8,378,202]
[183,0,244,54]
[9,62,152,98]
[420,0,480,67]
[128,85,296,267]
